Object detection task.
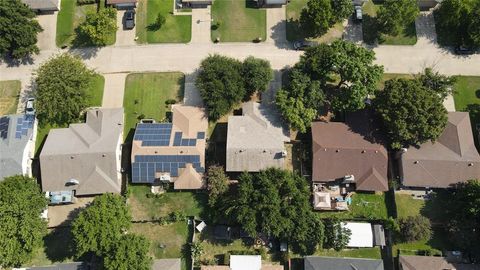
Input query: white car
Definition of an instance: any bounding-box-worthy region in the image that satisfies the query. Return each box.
[25,98,35,115]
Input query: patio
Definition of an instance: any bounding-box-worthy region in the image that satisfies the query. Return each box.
[312,182,353,211]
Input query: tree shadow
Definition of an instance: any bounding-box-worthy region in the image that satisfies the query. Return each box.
[465,103,480,150]
[245,0,258,9]
[206,122,227,167]
[270,20,289,49]
[362,14,381,45]
[44,226,76,262]
[3,55,36,67]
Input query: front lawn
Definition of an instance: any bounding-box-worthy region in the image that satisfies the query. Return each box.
[362,0,417,45]
[56,1,116,47]
[452,76,480,146]
[211,0,266,42]
[136,0,192,43]
[285,0,344,43]
[35,74,105,155]
[128,185,207,221]
[0,80,21,115]
[123,72,184,139]
[317,192,388,220]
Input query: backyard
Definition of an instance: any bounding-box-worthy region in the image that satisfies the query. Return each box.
[123,72,184,139]
[317,192,389,220]
[362,0,417,45]
[135,0,192,43]
[35,74,105,155]
[285,0,344,43]
[0,80,21,116]
[211,0,266,42]
[56,1,115,47]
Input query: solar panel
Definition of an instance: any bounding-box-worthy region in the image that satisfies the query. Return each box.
[13,115,34,140]
[130,154,203,183]
[133,123,173,146]
[0,117,9,139]
[197,132,205,139]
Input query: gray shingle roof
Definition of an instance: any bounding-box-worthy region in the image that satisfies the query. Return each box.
[304,256,384,270]
[21,0,60,11]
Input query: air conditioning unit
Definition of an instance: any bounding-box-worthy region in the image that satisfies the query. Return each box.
[159,173,171,182]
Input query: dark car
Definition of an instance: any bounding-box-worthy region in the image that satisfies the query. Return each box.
[293,40,318,50]
[354,6,362,22]
[124,10,135,30]
[454,45,474,55]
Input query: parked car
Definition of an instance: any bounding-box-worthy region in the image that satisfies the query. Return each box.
[124,10,135,30]
[25,98,35,115]
[354,6,362,22]
[293,40,318,50]
[454,45,474,55]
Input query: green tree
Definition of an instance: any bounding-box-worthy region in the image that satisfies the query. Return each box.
[35,53,96,126]
[242,56,273,98]
[71,193,131,257]
[300,0,333,38]
[226,168,324,255]
[433,0,473,46]
[331,0,353,23]
[206,165,229,207]
[399,216,432,242]
[324,219,351,251]
[196,55,245,120]
[103,234,152,270]
[0,0,42,59]
[377,0,419,36]
[77,7,117,46]
[418,68,456,100]
[276,68,325,133]
[0,175,48,268]
[374,78,448,149]
[468,2,480,46]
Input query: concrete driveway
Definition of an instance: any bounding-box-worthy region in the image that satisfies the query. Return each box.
[36,12,58,51]
[184,72,204,106]
[191,7,211,44]
[266,6,287,47]
[47,197,94,228]
[102,73,128,108]
[115,10,137,46]
[343,18,363,44]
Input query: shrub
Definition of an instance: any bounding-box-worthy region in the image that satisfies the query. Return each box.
[165,99,177,105]
[77,0,96,5]
[399,216,432,242]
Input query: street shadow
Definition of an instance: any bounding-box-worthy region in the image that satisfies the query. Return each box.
[270,21,288,49]
[68,46,100,60]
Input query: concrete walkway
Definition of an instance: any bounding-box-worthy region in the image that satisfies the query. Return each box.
[266,6,287,47]
[102,73,128,108]
[190,7,212,44]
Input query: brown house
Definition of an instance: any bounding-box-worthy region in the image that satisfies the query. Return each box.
[400,112,480,189]
[311,111,388,191]
[399,255,480,270]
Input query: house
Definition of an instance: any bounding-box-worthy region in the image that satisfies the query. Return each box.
[106,0,137,9]
[417,0,442,9]
[180,0,213,9]
[130,105,208,189]
[399,112,480,189]
[152,259,181,270]
[256,0,288,7]
[0,114,36,180]
[226,102,290,172]
[22,262,89,269]
[200,255,283,270]
[304,256,384,270]
[21,0,60,12]
[399,255,480,270]
[40,108,124,196]
[311,111,388,192]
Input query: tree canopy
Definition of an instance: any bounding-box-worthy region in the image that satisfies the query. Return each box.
[206,165,229,208]
[71,193,131,257]
[35,53,97,126]
[374,78,448,149]
[103,234,152,270]
[0,0,42,59]
[417,68,456,100]
[0,175,48,268]
[376,0,419,36]
[323,218,351,251]
[242,56,273,99]
[398,216,432,242]
[300,0,333,38]
[77,7,117,46]
[331,0,354,23]
[223,168,324,255]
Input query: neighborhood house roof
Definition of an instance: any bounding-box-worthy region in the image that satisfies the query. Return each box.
[25,262,88,270]
[342,222,373,248]
[152,259,181,270]
[399,255,480,270]
[130,105,208,189]
[401,112,480,188]
[0,114,35,180]
[21,0,60,11]
[40,108,124,195]
[226,102,290,172]
[311,111,388,191]
[304,256,384,270]
[230,255,262,270]
[373,224,386,246]
[106,0,137,4]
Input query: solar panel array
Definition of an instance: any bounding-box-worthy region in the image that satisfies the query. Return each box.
[15,115,34,139]
[0,117,9,139]
[173,132,198,147]
[134,123,172,146]
[131,155,205,183]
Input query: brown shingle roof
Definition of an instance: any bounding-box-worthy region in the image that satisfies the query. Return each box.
[311,111,388,191]
[399,255,480,270]
[401,112,480,188]
[106,0,137,4]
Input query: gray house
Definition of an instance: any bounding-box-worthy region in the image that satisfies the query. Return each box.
[305,256,384,270]
[21,0,60,12]
[40,108,124,196]
[0,114,36,180]
[106,0,137,9]
[226,102,290,172]
[257,0,288,7]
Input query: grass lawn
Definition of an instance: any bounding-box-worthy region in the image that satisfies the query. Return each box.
[35,74,105,155]
[0,80,21,116]
[123,72,184,139]
[211,0,266,42]
[25,228,74,267]
[56,1,115,47]
[395,194,425,218]
[313,247,381,259]
[128,185,207,221]
[362,0,417,45]
[136,0,191,44]
[317,192,388,220]
[131,222,189,266]
[285,0,344,43]
[452,76,480,146]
